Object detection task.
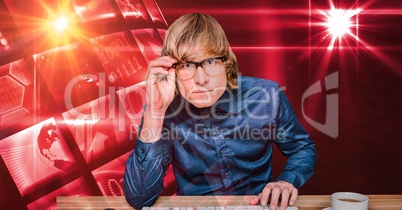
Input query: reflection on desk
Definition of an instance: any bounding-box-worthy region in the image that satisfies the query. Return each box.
[56,195,402,210]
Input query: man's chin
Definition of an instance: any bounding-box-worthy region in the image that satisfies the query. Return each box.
[187,94,214,108]
[189,100,214,108]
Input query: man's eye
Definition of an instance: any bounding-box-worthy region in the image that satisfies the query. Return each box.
[183,63,192,68]
[206,58,216,65]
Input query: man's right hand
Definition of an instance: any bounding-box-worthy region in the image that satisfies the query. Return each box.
[139,56,177,142]
[145,56,177,114]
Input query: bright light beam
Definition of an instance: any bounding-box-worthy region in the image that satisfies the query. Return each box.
[326,9,352,38]
[54,16,68,31]
[319,8,362,49]
[39,1,86,47]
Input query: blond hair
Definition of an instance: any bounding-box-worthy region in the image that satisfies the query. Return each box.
[161,13,238,89]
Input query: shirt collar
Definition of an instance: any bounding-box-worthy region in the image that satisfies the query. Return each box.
[213,87,239,114]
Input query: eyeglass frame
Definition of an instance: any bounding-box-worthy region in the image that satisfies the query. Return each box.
[172,56,227,79]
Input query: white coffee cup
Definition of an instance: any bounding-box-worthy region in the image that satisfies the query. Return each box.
[330,192,369,210]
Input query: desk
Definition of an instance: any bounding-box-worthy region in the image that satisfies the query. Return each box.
[56,195,402,210]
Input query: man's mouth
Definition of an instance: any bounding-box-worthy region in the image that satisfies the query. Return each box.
[192,89,212,94]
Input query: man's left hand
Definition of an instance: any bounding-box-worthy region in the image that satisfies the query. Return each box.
[249,181,298,210]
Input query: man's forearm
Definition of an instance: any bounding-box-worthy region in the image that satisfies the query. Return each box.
[276,143,317,188]
[123,137,169,209]
[139,108,166,142]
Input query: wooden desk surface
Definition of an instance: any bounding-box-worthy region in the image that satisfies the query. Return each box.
[56,195,402,210]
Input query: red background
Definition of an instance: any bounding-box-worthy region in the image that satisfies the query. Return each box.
[0,0,401,209]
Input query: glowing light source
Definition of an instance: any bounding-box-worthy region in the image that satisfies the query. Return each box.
[36,1,86,47]
[318,7,362,49]
[325,9,353,39]
[54,17,68,31]
[45,14,77,45]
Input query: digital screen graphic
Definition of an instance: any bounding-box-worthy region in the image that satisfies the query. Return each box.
[35,42,104,108]
[92,151,131,196]
[89,31,149,87]
[0,0,166,209]
[0,118,76,197]
[1,0,402,209]
[73,0,118,22]
[0,59,37,130]
[61,94,131,164]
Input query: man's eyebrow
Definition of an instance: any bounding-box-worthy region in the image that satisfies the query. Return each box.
[185,60,198,63]
[187,58,210,63]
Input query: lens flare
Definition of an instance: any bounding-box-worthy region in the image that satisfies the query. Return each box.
[54,16,68,31]
[325,9,353,39]
[35,1,86,48]
[318,7,362,49]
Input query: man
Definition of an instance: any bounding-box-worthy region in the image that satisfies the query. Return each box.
[123,13,316,210]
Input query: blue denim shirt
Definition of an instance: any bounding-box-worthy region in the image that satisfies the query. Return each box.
[123,76,317,209]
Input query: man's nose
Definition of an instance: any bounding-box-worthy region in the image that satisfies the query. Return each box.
[193,66,209,85]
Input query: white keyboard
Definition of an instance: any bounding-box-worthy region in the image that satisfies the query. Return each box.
[142,206,298,210]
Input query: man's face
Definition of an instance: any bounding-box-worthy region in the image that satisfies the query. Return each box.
[176,54,227,108]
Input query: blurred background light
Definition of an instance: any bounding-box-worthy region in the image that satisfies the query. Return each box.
[325,9,359,39]
[319,8,362,49]
[54,16,68,31]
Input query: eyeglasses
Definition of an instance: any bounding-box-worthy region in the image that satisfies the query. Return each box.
[172,56,227,80]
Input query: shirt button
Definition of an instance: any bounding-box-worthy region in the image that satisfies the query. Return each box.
[140,148,145,153]
[224,172,228,176]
